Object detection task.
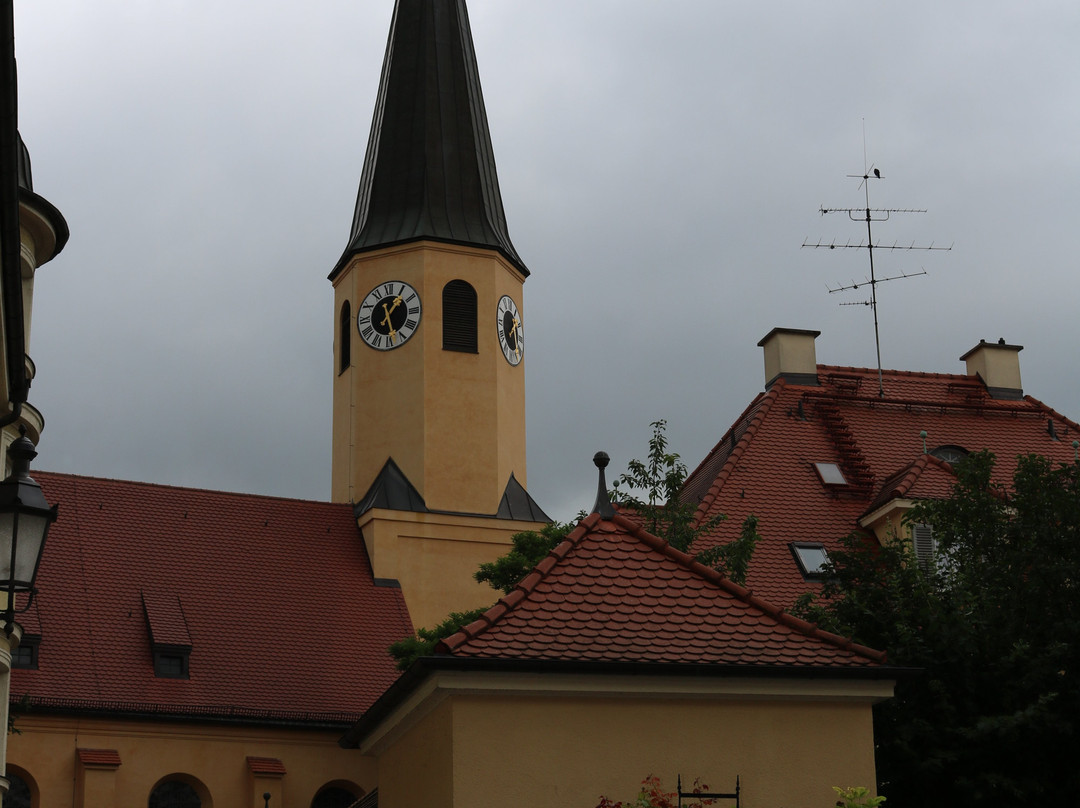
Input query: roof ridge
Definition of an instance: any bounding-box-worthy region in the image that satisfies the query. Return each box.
[34,470,343,508]
[690,385,781,526]
[818,363,971,381]
[1023,394,1080,436]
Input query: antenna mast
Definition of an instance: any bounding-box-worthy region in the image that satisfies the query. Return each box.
[803,158,951,397]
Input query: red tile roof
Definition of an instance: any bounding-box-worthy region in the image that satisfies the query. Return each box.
[12,473,413,725]
[684,364,1080,607]
[438,511,884,667]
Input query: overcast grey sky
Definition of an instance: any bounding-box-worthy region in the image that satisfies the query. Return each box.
[13,1,1080,520]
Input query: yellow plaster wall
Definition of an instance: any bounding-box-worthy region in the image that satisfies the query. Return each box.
[8,715,373,808]
[376,692,879,808]
[360,508,546,629]
[331,242,528,514]
[376,698,454,808]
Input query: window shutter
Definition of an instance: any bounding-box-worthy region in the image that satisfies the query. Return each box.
[443,280,477,352]
[912,523,935,570]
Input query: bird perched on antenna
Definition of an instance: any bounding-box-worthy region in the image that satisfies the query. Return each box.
[873,168,880,178]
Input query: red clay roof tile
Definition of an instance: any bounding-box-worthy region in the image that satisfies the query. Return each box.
[13,473,414,724]
[438,512,884,667]
[684,364,1080,608]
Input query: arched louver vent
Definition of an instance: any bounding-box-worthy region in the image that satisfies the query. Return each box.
[339,300,352,373]
[443,280,477,353]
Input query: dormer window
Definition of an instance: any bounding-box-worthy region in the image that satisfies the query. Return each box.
[153,646,190,679]
[11,635,39,669]
[142,590,193,679]
[814,462,847,486]
[791,542,830,579]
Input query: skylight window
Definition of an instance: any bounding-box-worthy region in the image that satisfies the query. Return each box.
[791,543,830,579]
[814,462,847,486]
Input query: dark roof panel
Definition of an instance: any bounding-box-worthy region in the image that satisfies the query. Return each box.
[333,0,526,278]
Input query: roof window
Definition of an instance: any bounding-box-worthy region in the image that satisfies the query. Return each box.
[790,543,830,579]
[814,462,847,486]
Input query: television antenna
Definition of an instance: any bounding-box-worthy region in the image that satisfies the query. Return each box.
[803,158,951,398]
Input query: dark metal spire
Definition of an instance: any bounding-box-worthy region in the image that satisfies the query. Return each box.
[331,0,527,280]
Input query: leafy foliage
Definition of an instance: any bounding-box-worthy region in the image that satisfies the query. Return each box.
[387,608,487,671]
[795,450,1080,805]
[612,420,715,552]
[613,419,759,584]
[834,786,885,808]
[474,521,572,594]
[595,775,716,808]
[692,514,760,586]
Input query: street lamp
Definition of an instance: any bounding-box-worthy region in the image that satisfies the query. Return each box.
[0,431,56,627]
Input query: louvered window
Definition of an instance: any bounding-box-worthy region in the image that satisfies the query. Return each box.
[339,300,352,373]
[443,280,477,353]
[912,523,936,571]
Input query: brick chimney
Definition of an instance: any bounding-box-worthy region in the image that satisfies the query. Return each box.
[960,338,1023,399]
[758,328,821,389]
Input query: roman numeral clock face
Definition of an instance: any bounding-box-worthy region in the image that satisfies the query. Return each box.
[497,295,523,365]
[357,281,422,350]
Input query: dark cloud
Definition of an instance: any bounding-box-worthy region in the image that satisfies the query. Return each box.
[15,0,1080,520]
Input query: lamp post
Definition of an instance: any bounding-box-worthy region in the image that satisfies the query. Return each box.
[0,430,55,807]
[0,431,56,627]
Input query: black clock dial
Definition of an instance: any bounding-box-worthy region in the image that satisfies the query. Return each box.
[496,295,523,365]
[358,281,421,350]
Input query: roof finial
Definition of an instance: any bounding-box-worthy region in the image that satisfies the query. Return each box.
[592,452,615,519]
[920,429,928,454]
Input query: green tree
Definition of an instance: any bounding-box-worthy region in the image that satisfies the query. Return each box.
[795,450,1080,805]
[612,420,709,552]
[474,521,573,594]
[613,419,759,583]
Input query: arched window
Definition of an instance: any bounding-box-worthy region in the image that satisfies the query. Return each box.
[339,300,352,373]
[442,280,477,353]
[149,778,202,808]
[311,785,361,808]
[5,771,32,808]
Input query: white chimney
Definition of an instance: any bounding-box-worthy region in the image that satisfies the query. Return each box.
[757,328,821,389]
[960,338,1023,399]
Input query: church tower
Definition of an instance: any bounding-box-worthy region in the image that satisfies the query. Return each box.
[329,0,547,629]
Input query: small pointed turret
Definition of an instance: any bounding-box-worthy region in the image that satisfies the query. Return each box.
[332,0,526,279]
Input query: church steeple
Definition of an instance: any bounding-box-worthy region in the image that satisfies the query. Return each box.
[330,0,526,280]
[328,0,546,630]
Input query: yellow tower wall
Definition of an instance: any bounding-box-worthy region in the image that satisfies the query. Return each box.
[360,508,547,629]
[331,242,528,515]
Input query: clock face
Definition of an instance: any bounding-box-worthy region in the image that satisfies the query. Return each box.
[496,295,523,366]
[357,281,422,351]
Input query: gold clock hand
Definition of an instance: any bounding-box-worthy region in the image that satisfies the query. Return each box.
[381,302,400,343]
